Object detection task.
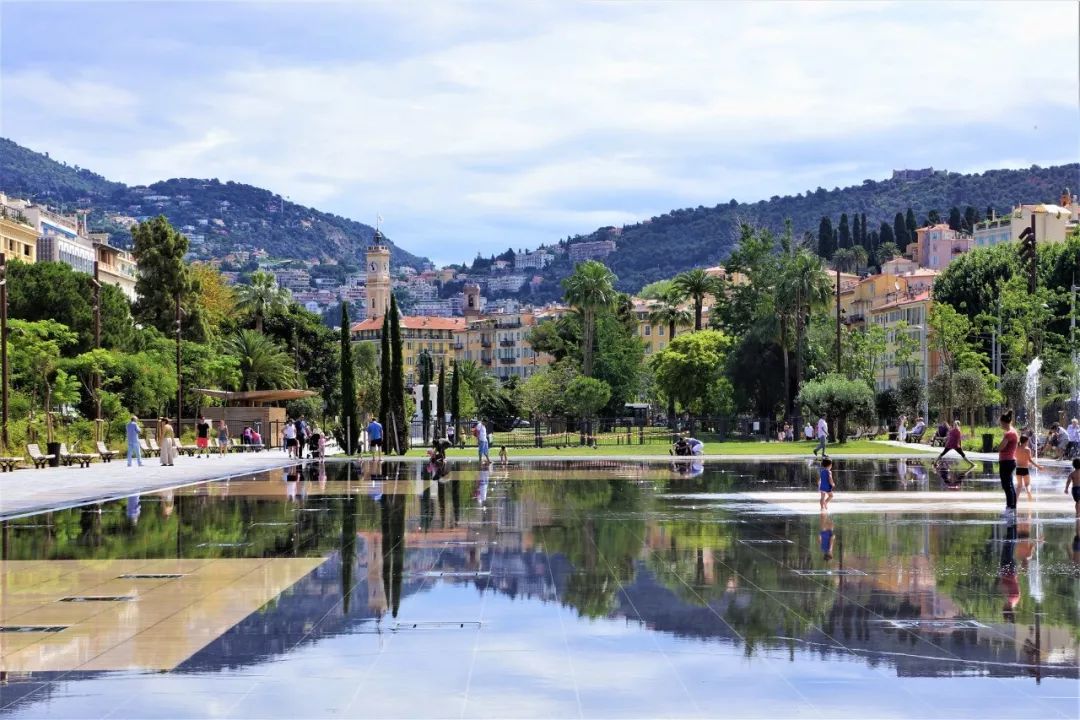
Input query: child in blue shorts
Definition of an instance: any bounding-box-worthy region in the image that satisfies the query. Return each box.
[819,457,834,511]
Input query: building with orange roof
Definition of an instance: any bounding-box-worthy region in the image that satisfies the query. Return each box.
[904,223,973,271]
[869,288,939,395]
[352,315,467,386]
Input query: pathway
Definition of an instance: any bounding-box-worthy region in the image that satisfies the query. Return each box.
[878,440,1077,469]
[0,450,304,520]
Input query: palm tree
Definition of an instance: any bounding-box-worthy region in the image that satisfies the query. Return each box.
[831,248,857,273]
[673,268,716,331]
[562,260,617,377]
[648,288,692,424]
[780,249,832,404]
[224,329,296,391]
[453,359,500,414]
[235,271,289,333]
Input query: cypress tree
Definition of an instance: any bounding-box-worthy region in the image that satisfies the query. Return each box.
[880,222,895,247]
[419,351,432,446]
[986,205,995,221]
[838,213,851,249]
[450,360,461,444]
[963,206,980,232]
[379,312,391,429]
[817,216,835,258]
[893,212,908,248]
[927,209,941,226]
[859,213,868,249]
[947,207,963,231]
[388,294,407,454]
[340,303,360,454]
[905,207,918,236]
[436,362,446,439]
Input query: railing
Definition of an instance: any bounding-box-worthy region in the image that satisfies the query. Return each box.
[480,339,492,348]
[499,339,516,347]
[499,356,515,364]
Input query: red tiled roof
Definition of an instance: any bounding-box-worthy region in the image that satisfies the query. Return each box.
[351,316,467,333]
[871,291,931,312]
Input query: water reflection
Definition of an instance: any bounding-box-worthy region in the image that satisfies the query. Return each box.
[1,459,1077,716]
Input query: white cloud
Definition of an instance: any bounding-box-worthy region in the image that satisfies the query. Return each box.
[2,0,1076,260]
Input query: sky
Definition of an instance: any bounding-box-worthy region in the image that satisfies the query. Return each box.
[2,1,1078,265]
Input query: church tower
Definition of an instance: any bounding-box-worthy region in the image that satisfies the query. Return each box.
[366,230,391,320]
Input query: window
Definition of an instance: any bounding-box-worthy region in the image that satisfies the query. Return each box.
[644,325,651,336]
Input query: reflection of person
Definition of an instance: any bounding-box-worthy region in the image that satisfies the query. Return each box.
[126,495,141,525]
[999,521,1020,621]
[126,416,143,467]
[1071,517,1080,564]
[1014,435,1042,500]
[935,460,972,488]
[997,411,1019,516]
[1065,458,1080,516]
[475,468,490,506]
[819,512,835,560]
[818,457,834,510]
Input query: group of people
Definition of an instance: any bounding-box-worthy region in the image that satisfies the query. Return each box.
[282,416,324,459]
[1045,418,1080,460]
[996,410,1080,517]
[671,434,704,456]
[194,415,231,458]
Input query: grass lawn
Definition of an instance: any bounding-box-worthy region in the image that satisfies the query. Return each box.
[391,439,928,459]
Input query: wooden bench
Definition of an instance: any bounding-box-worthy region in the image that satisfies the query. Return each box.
[0,456,22,472]
[139,438,158,457]
[26,444,55,469]
[60,443,94,468]
[95,441,117,463]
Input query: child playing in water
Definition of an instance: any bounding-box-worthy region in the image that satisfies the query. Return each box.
[1065,458,1080,516]
[498,446,508,465]
[819,457,834,510]
[1014,435,1043,500]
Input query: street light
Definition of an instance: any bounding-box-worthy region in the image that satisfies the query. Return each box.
[90,261,102,440]
[0,253,7,452]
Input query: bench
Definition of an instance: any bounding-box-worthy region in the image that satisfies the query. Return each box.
[95,441,117,463]
[26,444,55,469]
[60,443,94,468]
[0,456,21,472]
[930,434,948,447]
[139,438,158,457]
[907,430,926,444]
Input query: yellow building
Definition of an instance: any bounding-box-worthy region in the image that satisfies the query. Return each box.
[869,289,940,392]
[0,204,39,263]
[351,315,466,386]
[90,234,137,300]
[630,298,694,356]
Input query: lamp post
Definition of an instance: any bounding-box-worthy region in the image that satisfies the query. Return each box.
[835,265,841,373]
[175,287,182,437]
[91,261,102,441]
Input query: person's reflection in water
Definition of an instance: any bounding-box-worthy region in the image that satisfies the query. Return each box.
[819,512,835,561]
[475,466,490,509]
[126,495,141,527]
[284,465,299,503]
[450,476,461,525]
[1071,517,1080,565]
[999,521,1020,622]
[935,460,972,489]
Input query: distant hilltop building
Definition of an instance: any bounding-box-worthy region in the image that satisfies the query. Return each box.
[514,249,554,270]
[568,239,616,263]
[892,168,935,181]
[973,189,1079,248]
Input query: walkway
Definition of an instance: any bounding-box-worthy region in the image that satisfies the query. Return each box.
[878,440,1077,469]
[0,450,304,520]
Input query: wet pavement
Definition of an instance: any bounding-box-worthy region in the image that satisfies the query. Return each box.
[1,458,1077,718]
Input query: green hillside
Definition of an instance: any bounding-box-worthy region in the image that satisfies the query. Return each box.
[0,138,428,269]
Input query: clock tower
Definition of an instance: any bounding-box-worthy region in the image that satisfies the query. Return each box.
[365,230,391,320]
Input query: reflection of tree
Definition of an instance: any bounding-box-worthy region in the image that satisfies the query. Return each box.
[380,493,406,618]
[340,493,357,614]
[534,480,645,618]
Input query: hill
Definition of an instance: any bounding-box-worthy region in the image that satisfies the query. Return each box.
[523,163,1079,297]
[0,138,428,269]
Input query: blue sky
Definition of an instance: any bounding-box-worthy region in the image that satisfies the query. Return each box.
[2,1,1077,264]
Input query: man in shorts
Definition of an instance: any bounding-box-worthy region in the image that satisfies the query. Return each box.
[195,415,210,458]
[474,420,491,466]
[367,418,384,459]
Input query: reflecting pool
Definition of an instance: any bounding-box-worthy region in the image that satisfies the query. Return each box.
[1,459,1078,718]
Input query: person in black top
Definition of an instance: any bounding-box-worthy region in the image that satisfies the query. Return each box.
[195,415,211,458]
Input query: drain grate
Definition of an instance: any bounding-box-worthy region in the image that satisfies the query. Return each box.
[441,541,498,547]
[249,522,293,527]
[0,625,68,633]
[391,621,482,631]
[413,571,492,579]
[59,596,135,602]
[118,573,185,580]
[792,569,867,577]
[195,542,252,548]
[738,539,793,545]
[883,619,986,631]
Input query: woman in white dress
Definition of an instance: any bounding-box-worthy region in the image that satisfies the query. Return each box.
[897,415,908,443]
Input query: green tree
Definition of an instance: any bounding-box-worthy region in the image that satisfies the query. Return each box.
[651,330,734,416]
[947,207,963,231]
[8,318,78,444]
[131,215,207,341]
[562,260,618,376]
[893,212,909,249]
[953,367,988,428]
[897,375,926,418]
[520,360,580,418]
[838,213,851,249]
[673,268,716,331]
[817,216,835,258]
[450,360,461,441]
[379,312,391,428]
[418,350,433,445]
[224,330,295,391]
[388,294,407,454]
[340,303,359,453]
[796,373,874,442]
[563,376,612,421]
[435,362,446,438]
[236,270,288,333]
[926,209,941,225]
[647,288,691,340]
[879,222,895,249]
[905,208,918,238]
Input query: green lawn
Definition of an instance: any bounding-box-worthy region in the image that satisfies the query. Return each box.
[387,439,928,459]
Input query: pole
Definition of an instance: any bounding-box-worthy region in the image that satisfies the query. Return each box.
[835,266,841,373]
[0,253,7,452]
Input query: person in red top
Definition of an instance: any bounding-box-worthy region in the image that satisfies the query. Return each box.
[997,410,1019,514]
[936,420,972,466]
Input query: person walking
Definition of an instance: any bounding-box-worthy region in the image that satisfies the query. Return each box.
[217,420,230,457]
[997,410,1019,517]
[936,420,972,466]
[367,417,383,459]
[159,417,177,466]
[1014,435,1042,501]
[126,416,143,467]
[474,419,491,466]
[812,416,829,457]
[283,419,298,458]
[195,415,210,458]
